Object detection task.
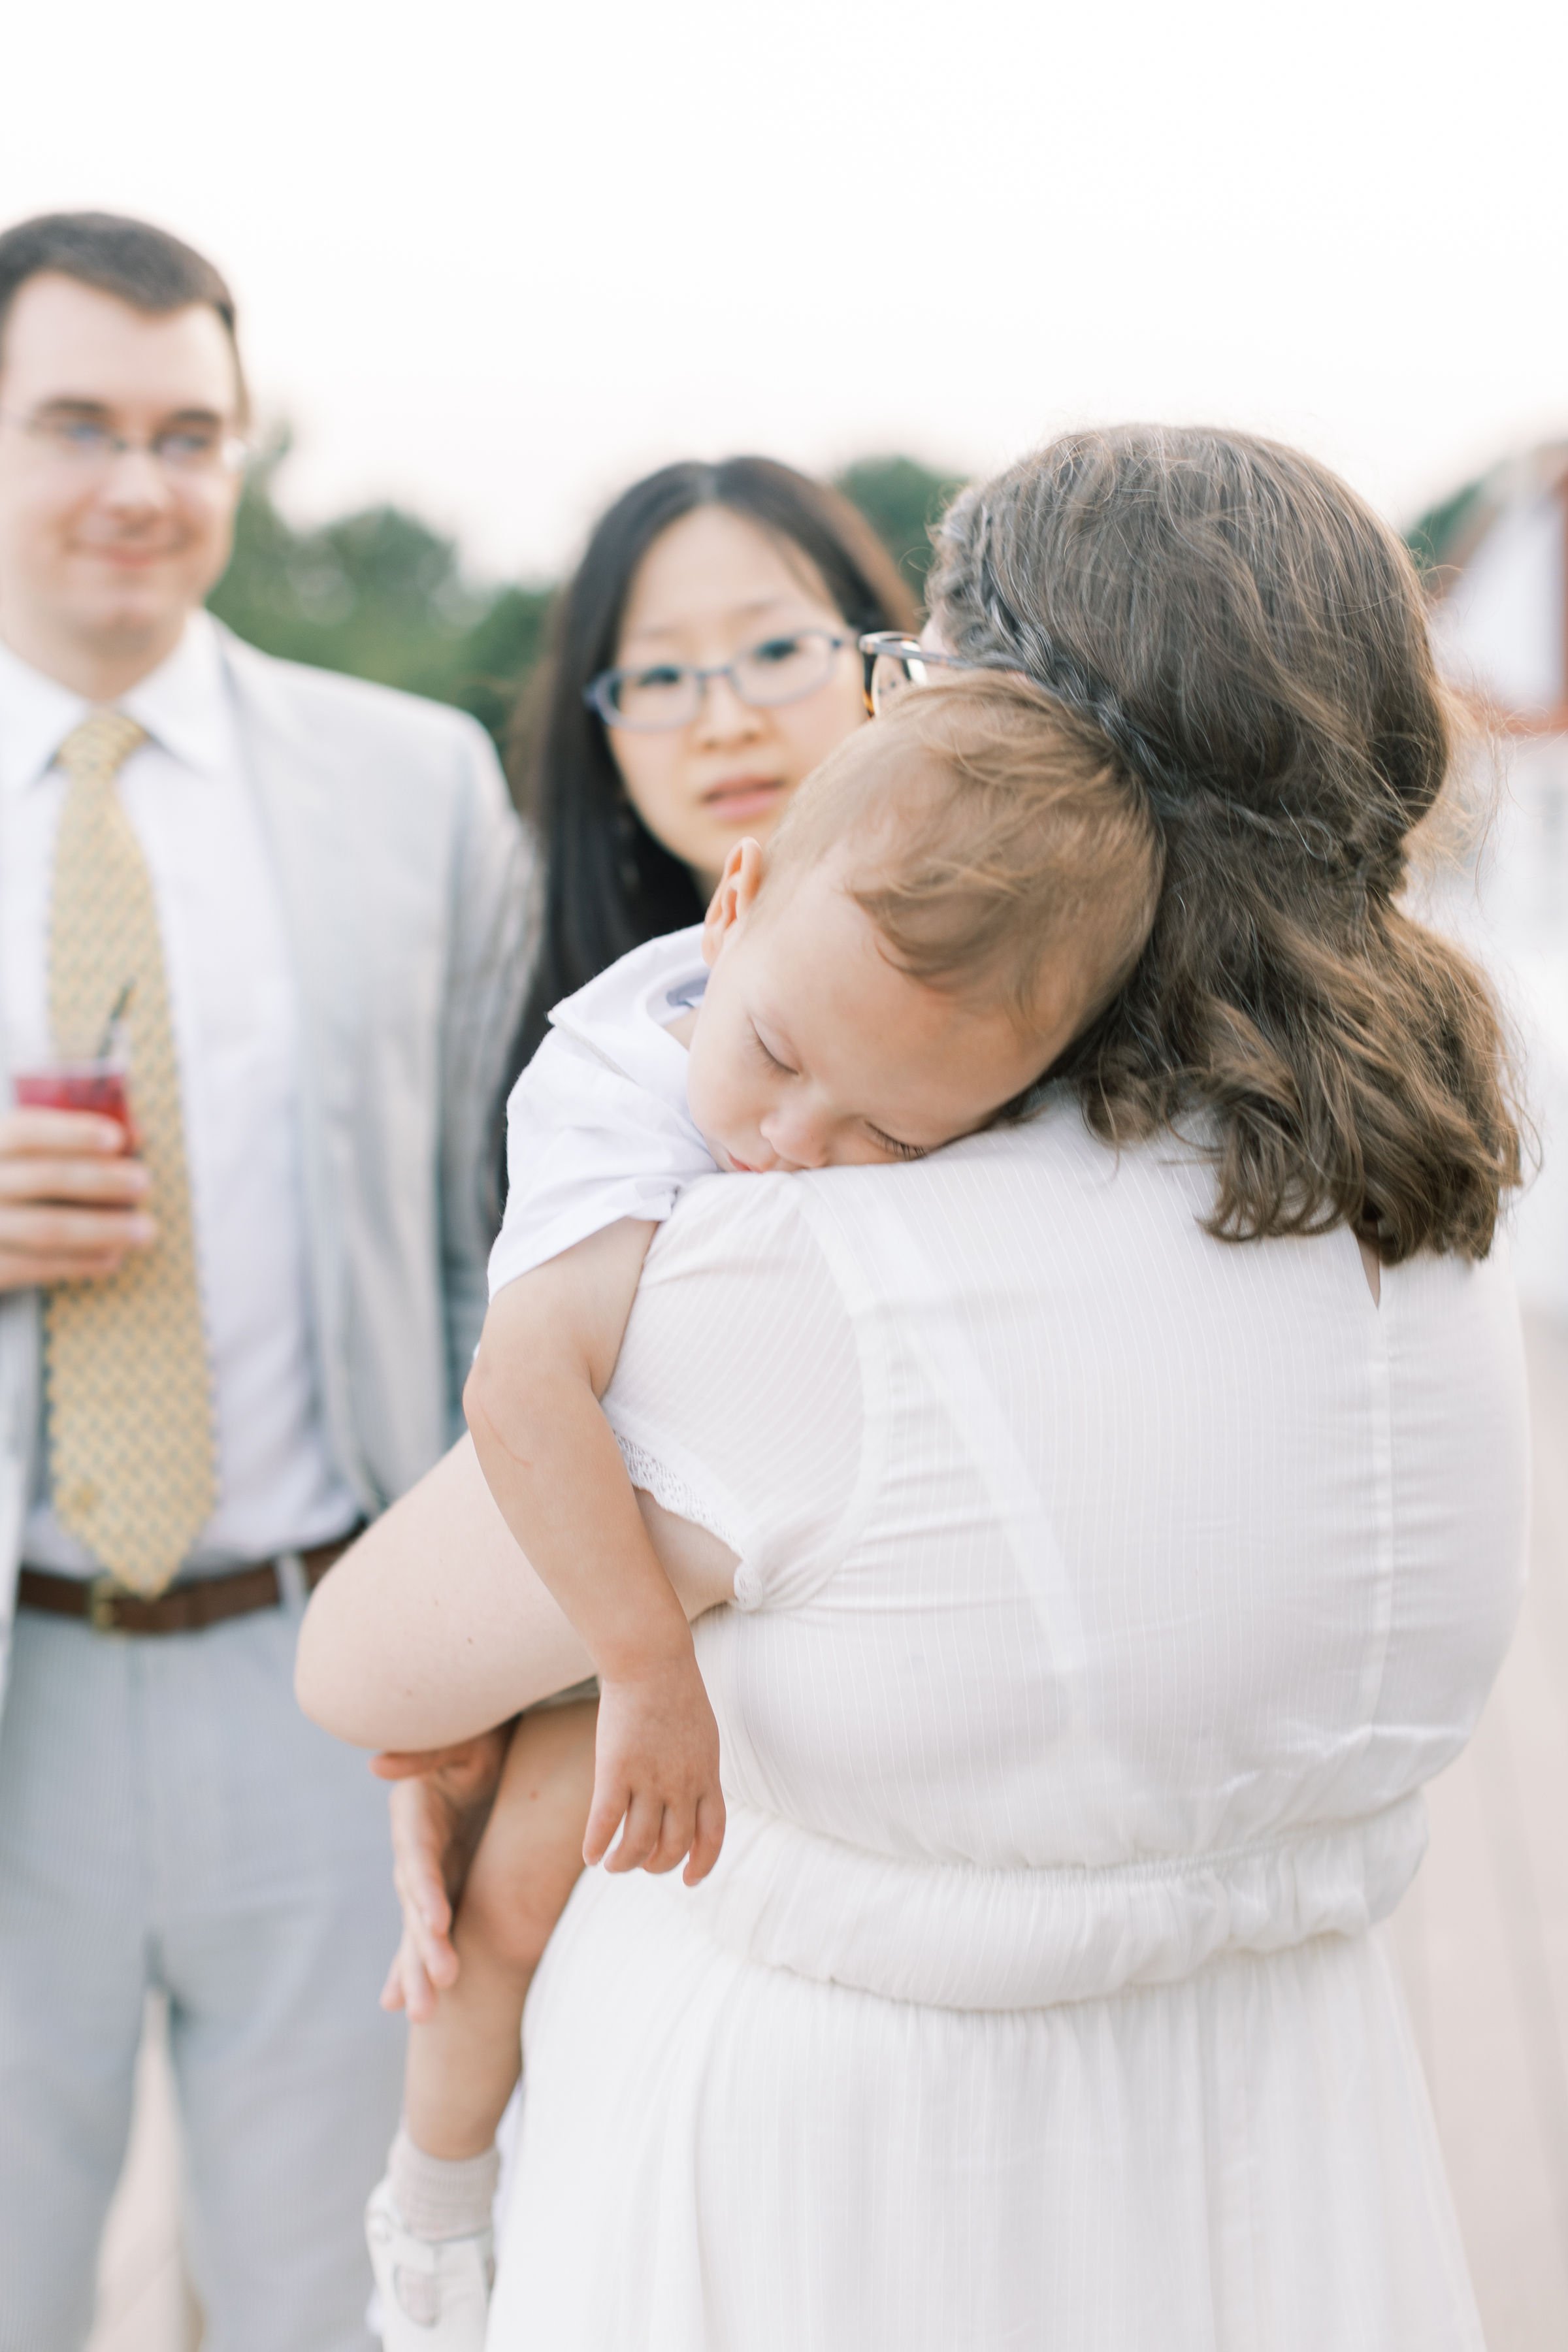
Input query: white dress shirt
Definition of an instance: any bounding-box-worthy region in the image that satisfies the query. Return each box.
[0,612,361,1572]
[489,926,715,1299]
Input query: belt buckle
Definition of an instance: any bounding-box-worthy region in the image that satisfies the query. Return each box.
[86,1575,124,1634]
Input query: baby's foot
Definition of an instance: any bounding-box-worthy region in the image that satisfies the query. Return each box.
[366,2176,493,2349]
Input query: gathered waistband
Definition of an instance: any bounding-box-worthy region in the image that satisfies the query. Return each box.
[683,1796,1428,2010]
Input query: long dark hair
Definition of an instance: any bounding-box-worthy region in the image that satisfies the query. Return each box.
[929,425,1522,1262]
[508,457,917,1071]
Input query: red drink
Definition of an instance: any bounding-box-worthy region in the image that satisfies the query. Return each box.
[14,1064,133,1144]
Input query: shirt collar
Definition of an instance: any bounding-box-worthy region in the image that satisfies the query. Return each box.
[0,608,235,797]
[120,610,235,780]
[0,636,83,799]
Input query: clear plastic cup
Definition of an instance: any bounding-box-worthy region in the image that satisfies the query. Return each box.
[13,1056,135,1147]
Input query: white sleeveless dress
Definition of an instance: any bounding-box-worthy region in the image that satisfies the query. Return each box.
[488,1103,1529,2350]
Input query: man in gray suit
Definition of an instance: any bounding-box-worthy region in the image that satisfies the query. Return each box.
[0,214,529,2347]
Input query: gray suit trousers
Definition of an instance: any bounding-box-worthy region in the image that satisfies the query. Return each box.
[0,1594,403,2351]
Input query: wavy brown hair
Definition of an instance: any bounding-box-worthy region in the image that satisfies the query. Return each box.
[928,425,1521,1261]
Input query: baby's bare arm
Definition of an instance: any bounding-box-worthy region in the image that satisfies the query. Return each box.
[465,1222,681,1674]
[463,1221,725,1882]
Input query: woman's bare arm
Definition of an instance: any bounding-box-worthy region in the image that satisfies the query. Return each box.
[294,1431,738,1754]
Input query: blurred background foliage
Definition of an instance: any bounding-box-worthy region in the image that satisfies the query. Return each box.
[832,454,968,603]
[208,437,963,753]
[1405,475,1488,581]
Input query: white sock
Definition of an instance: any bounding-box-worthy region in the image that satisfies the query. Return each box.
[387,2125,500,2243]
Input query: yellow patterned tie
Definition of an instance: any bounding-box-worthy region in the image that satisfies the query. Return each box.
[44,711,218,1595]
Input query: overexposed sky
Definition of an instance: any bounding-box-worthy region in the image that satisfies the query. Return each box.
[8,0,1567,578]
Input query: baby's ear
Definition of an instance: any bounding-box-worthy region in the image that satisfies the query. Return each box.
[701,838,766,967]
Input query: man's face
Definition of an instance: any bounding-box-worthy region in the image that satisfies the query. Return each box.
[0,272,244,672]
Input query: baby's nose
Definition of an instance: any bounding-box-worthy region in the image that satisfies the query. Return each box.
[760,1110,830,1170]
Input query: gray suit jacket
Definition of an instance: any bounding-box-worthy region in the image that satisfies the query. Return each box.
[0,623,534,1703]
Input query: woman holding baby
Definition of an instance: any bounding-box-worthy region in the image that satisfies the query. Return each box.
[300,425,1527,2351]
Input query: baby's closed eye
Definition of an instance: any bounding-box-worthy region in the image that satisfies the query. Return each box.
[864,1125,930,1162]
[750,1024,795,1075]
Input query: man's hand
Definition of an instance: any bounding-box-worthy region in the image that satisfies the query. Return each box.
[585,1648,726,1886]
[372,1728,509,2022]
[0,1109,154,1292]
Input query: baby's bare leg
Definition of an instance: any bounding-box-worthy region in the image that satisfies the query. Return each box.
[403,1698,596,2160]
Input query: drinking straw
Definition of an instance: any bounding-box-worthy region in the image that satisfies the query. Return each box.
[95,981,135,1060]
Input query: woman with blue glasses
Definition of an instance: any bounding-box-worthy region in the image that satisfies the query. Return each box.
[506,455,915,1079]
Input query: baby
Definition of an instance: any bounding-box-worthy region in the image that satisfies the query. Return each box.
[365,670,1160,2344]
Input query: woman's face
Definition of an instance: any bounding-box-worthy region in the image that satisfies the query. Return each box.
[607,504,868,894]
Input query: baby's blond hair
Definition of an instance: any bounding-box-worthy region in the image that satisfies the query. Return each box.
[767,671,1163,1036]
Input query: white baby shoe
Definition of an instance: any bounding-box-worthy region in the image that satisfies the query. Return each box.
[366,2176,493,2349]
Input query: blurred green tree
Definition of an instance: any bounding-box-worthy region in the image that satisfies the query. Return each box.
[1405,474,1488,583]
[208,433,552,739]
[209,439,962,748]
[833,454,966,602]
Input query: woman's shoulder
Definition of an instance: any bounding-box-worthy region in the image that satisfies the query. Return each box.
[795,1094,1213,1253]
[649,1090,1522,1354]
[787,1099,1518,1380]
[642,1096,1196,1291]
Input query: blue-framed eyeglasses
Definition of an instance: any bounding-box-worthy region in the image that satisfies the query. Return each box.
[584,629,853,732]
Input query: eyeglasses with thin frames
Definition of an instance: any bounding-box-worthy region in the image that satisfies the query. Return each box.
[858,631,984,718]
[0,410,250,480]
[584,629,854,732]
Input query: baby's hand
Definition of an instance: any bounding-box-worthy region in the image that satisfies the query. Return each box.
[584,1647,726,1886]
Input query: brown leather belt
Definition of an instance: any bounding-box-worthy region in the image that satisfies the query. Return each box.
[16,1529,364,1637]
